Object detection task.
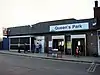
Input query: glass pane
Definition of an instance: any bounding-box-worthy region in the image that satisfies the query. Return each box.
[10,38,19,44]
[20,37,29,44]
[10,44,30,50]
[10,45,18,49]
[67,41,71,49]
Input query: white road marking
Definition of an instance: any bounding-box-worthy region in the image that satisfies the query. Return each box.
[87,62,97,72]
[92,64,97,72]
[87,63,94,72]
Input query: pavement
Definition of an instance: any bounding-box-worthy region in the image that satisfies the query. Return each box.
[0,50,100,64]
[0,53,99,75]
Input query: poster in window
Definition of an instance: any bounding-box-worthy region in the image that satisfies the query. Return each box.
[67,41,71,49]
[49,41,52,47]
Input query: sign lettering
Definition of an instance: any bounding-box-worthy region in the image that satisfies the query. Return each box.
[50,22,89,32]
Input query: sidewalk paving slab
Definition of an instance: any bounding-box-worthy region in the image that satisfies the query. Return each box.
[0,50,100,64]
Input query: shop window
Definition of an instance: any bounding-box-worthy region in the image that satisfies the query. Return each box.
[10,45,18,50]
[10,44,29,50]
[65,35,71,55]
[67,41,71,49]
[10,38,19,44]
[66,35,71,49]
[20,37,29,44]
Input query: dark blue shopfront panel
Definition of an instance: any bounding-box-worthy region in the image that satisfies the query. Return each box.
[3,38,9,50]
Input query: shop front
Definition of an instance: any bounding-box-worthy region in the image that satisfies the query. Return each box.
[9,35,35,51]
[6,18,98,56]
[52,35,65,54]
[49,22,88,56]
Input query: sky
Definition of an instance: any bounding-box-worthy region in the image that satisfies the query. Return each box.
[0,0,99,29]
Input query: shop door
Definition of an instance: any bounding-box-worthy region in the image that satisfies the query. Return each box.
[34,39,45,53]
[53,39,58,49]
[72,38,85,56]
[53,39,64,52]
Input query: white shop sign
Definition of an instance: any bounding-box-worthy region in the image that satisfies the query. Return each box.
[50,22,89,32]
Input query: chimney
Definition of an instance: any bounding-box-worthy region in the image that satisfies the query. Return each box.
[94,1,100,27]
[94,0,100,18]
[95,0,98,7]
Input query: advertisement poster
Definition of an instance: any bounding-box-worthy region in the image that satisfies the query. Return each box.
[67,41,71,49]
[49,41,52,47]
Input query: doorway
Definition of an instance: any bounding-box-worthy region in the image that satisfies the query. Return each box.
[34,36,45,53]
[53,39,64,52]
[72,38,85,56]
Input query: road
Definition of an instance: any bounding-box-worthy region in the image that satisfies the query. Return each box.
[0,53,99,75]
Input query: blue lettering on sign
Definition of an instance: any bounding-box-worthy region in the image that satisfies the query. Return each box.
[50,22,88,32]
[72,25,75,28]
[68,26,71,29]
[79,25,82,28]
[55,26,71,30]
[72,25,82,29]
[55,26,58,30]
